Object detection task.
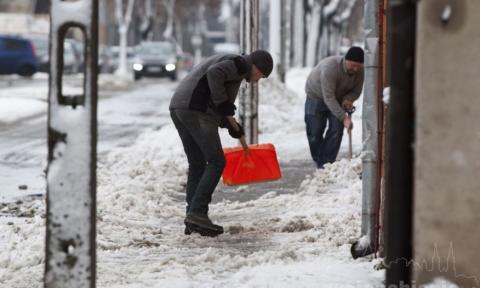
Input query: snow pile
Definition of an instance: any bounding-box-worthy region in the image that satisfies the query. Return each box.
[93,131,379,287]
[0,215,45,285]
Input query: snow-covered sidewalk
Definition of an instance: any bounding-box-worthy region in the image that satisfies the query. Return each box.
[0,72,384,287]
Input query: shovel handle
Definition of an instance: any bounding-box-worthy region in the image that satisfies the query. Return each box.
[226,116,249,152]
[348,128,353,160]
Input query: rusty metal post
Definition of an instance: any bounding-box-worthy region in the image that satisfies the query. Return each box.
[249,0,259,144]
[45,0,98,287]
[239,0,259,145]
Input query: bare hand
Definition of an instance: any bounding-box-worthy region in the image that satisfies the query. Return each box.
[342,100,353,111]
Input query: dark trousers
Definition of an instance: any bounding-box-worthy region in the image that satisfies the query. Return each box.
[304,96,344,168]
[170,109,226,215]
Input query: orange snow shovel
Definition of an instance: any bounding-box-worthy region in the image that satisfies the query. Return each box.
[222,117,282,186]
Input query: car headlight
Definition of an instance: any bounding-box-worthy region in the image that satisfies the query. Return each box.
[165,64,176,72]
[133,63,143,71]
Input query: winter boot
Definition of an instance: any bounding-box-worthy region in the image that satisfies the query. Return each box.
[184,213,224,237]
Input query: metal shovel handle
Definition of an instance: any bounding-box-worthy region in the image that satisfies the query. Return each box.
[346,105,355,160]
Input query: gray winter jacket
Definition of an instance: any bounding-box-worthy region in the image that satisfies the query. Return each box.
[169,54,251,119]
[305,56,364,121]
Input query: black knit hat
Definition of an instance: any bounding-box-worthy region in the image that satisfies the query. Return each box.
[250,50,274,77]
[345,46,364,64]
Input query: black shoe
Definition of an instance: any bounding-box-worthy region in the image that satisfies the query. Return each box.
[185,213,224,237]
[184,226,192,235]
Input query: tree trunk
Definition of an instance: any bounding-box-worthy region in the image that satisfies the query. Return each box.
[115,0,135,77]
[269,0,281,78]
[305,1,322,67]
[292,0,305,67]
[162,0,176,40]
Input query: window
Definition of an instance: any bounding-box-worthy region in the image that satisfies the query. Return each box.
[4,39,28,51]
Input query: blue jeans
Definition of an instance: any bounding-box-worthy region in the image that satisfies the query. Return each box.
[170,109,226,215]
[304,96,344,168]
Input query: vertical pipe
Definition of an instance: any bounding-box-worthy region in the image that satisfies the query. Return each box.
[384,0,415,285]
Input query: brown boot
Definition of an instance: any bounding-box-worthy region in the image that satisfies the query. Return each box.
[184,213,224,237]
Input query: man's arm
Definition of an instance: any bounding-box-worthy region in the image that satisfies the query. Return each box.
[321,69,347,121]
[344,73,364,102]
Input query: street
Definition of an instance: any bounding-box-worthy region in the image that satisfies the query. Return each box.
[0,75,178,202]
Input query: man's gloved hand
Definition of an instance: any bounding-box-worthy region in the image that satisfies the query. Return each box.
[228,122,245,139]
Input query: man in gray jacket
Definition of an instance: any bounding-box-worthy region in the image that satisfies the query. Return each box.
[304,46,364,169]
[170,50,273,236]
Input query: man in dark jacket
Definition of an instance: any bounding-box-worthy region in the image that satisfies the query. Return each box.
[170,50,273,236]
[304,46,364,169]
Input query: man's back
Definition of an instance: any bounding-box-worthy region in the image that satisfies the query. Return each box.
[170,54,249,113]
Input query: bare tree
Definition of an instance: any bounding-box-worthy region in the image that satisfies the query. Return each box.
[303,0,359,66]
[140,0,154,41]
[305,0,323,67]
[115,0,135,76]
[292,0,305,67]
[162,0,176,39]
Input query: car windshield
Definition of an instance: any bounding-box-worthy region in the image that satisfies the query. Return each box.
[138,43,174,56]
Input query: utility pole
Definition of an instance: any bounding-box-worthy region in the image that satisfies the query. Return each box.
[239,0,259,144]
[46,0,98,287]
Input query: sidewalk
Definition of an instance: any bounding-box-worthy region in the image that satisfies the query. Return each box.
[214,159,316,204]
[0,76,384,287]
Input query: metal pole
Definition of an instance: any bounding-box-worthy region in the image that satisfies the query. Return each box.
[239,0,259,145]
[279,0,286,82]
[351,0,380,259]
[249,0,259,144]
[46,0,98,287]
[384,0,415,286]
[238,0,247,134]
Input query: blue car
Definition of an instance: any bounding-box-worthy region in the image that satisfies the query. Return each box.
[0,35,38,77]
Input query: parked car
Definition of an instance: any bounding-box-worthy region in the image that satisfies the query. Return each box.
[27,35,49,73]
[133,41,178,81]
[178,52,194,72]
[98,45,114,73]
[27,36,81,74]
[108,46,136,73]
[0,35,37,77]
